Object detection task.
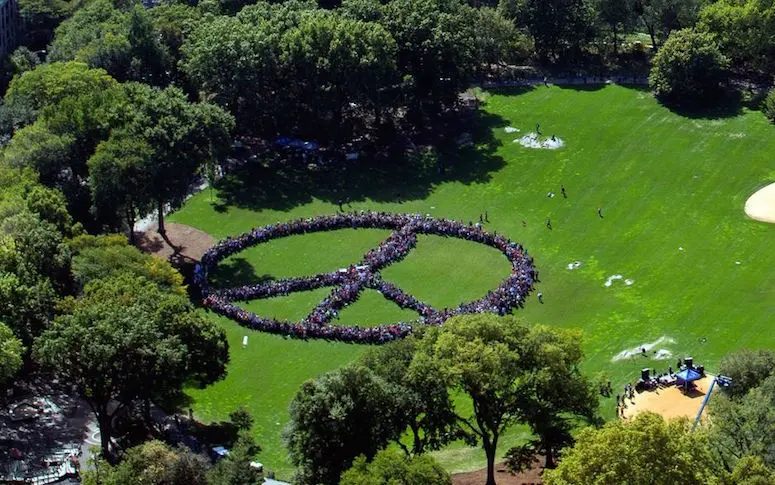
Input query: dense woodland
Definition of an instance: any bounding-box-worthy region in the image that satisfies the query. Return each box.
[1,0,775,483]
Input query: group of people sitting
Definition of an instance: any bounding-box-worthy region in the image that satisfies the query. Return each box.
[195,211,537,344]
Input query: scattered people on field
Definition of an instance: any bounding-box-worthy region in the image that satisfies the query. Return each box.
[522,220,527,228]
[485,210,489,222]
[536,123,541,134]
[543,76,548,87]
[538,292,544,303]
[561,184,567,198]
[546,192,555,198]
[598,207,603,218]
[546,218,552,230]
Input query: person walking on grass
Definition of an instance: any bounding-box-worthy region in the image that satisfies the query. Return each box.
[485,210,489,222]
[546,217,551,230]
[536,123,541,135]
[561,184,567,198]
[598,207,603,218]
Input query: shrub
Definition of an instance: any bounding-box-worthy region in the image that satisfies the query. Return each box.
[649,29,730,106]
[763,88,775,122]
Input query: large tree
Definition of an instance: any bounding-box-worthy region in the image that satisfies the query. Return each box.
[649,28,729,106]
[281,13,397,138]
[524,0,596,60]
[698,0,775,76]
[361,336,459,455]
[119,83,234,237]
[283,364,405,485]
[87,132,154,236]
[34,274,229,457]
[181,15,283,132]
[70,234,185,294]
[595,0,636,55]
[710,375,775,469]
[414,314,598,485]
[3,61,117,122]
[717,349,775,399]
[634,0,698,51]
[381,0,476,116]
[543,413,717,485]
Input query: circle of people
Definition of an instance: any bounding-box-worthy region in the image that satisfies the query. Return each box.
[194,212,538,344]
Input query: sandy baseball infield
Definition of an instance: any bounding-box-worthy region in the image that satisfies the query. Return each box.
[745,183,775,223]
[621,375,714,421]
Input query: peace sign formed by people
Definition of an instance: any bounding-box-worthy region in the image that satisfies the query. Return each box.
[195,212,538,344]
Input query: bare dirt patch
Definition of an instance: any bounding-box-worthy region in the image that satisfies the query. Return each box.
[134,222,214,264]
[745,183,775,223]
[621,376,714,421]
[452,461,545,485]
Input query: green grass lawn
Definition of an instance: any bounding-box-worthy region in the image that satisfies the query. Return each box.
[173,85,775,479]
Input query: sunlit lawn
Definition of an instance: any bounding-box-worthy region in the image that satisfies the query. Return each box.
[174,84,775,479]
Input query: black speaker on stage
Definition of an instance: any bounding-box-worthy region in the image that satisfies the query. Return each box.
[641,368,650,381]
[685,357,694,368]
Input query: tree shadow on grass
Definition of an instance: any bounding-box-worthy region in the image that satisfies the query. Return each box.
[485,85,537,97]
[213,110,510,213]
[656,89,744,120]
[209,257,274,289]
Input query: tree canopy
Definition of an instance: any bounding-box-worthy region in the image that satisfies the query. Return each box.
[283,364,405,485]
[34,274,228,457]
[649,28,729,106]
[543,413,717,485]
[414,314,598,484]
[0,322,24,387]
[339,448,451,485]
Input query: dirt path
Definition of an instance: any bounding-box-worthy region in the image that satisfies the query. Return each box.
[452,461,545,485]
[134,222,215,264]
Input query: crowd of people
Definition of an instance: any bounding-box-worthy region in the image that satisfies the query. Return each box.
[195,212,537,343]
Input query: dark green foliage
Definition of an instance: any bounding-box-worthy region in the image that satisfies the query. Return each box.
[763,88,775,123]
[414,314,599,484]
[207,433,264,485]
[229,407,255,431]
[361,337,459,455]
[718,349,775,398]
[649,28,729,105]
[710,375,775,468]
[524,0,597,60]
[34,274,228,457]
[283,364,405,485]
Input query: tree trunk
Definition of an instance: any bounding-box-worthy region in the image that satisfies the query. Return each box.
[97,412,112,460]
[647,25,657,52]
[157,199,165,235]
[545,444,555,469]
[127,207,136,245]
[484,434,499,485]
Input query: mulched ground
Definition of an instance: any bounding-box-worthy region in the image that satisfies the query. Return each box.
[134,222,215,264]
[452,461,544,485]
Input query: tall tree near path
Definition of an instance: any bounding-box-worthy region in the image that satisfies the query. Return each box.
[414,314,598,485]
[119,83,234,240]
[34,274,228,458]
